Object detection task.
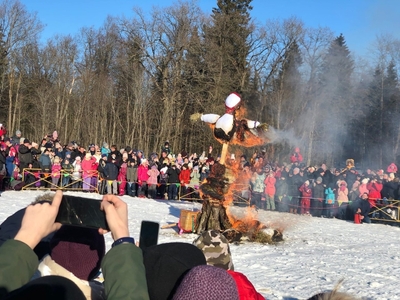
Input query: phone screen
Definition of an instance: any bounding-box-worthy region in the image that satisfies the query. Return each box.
[55,195,109,230]
[139,221,159,250]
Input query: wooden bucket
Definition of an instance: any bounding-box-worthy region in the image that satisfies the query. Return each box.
[179,210,199,232]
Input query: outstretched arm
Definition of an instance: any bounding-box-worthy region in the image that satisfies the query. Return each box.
[99,195,150,300]
[0,191,63,297]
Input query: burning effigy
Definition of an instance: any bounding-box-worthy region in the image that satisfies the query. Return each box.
[191,93,282,243]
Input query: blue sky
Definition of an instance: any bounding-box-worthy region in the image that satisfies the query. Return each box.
[19,0,400,58]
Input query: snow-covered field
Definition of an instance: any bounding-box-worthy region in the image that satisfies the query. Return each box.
[1,190,399,300]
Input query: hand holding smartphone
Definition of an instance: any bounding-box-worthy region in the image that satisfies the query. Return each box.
[55,195,110,231]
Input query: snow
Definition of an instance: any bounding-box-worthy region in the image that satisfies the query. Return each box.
[1,190,400,300]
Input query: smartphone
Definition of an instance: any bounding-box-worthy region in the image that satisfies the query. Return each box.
[55,195,109,230]
[139,221,159,250]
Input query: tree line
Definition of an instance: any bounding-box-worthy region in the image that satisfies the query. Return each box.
[0,0,399,170]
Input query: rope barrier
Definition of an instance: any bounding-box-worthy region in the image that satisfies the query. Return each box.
[7,170,400,223]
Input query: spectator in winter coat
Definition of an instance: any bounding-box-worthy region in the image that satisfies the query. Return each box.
[117,158,128,196]
[179,164,191,199]
[103,158,119,195]
[51,157,62,188]
[381,173,398,200]
[288,167,303,214]
[19,139,40,171]
[311,177,325,217]
[159,166,169,199]
[4,138,17,178]
[61,158,73,188]
[167,164,181,200]
[354,192,371,223]
[264,170,276,210]
[337,180,349,206]
[250,168,265,208]
[325,187,336,218]
[126,160,138,197]
[275,176,289,212]
[81,153,98,191]
[189,166,201,200]
[387,162,397,175]
[290,147,303,164]
[100,142,111,156]
[299,180,312,215]
[147,165,160,199]
[367,177,383,209]
[39,149,52,187]
[11,129,22,146]
[337,180,349,220]
[349,181,360,202]
[161,141,171,155]
[137,159,150,198]
[71,156,82,189]
[358,178,369,198]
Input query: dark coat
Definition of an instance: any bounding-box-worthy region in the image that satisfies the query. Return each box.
[103,162,119,180]
[167,166,180,183]
[382,180,398,199]
[275,178,288,196]
[355,198,370,217]
[313,183,325,200]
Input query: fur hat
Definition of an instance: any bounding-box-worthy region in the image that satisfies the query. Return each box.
[50,226,105,281]
[143,242,206,300]
[172,265,239,300]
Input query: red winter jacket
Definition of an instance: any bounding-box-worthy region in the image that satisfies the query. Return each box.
[264,175,276,197]
[290,152,303,163]
[299,183,312,198]
[179,169,191,185]
[367,181,382,207]
[81,157,98,178]
[227,270,264,300]
[137,164,149,182]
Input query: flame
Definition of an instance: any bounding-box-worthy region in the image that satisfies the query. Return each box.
[198,107,275,237]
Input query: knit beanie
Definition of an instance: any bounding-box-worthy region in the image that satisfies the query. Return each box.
[193,230,234,271]
[49,226,105,281]
[143,242,206,300]
[172,265,239,300]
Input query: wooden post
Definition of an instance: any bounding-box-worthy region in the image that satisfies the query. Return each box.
[219,143,229,165]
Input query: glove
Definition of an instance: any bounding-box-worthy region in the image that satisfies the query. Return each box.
[257,123,269,131]
[190,112,202,122]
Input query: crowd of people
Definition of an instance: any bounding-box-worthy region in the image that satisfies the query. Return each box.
[0,191,359,300]
[0,126,368,299]
[1,127,399,225]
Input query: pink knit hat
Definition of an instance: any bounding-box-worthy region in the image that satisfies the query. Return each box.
[172,265,239,300]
